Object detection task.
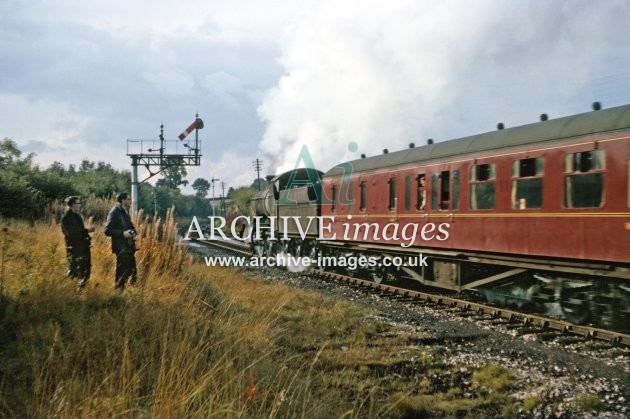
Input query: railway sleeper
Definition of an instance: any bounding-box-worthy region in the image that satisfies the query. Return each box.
[253,237,629,335]
[515,327,549,337]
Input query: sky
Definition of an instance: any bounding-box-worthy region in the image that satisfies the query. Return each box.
[2,0,630,194]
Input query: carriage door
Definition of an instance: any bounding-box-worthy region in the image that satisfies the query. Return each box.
[431,170,460,210]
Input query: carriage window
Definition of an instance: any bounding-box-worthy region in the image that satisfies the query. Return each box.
[388,178,397,210]
[417,174,426,210]
[439,171,450,209]
[470,163,496,210]
[452,170,460,210]
[431,171,456,210]
[472,163,495,181]
[331,185,337,212]
[564,150,604,172]
[360,181,367,211]
[404,176,411,211]
[564,150,605,208]
[348,182,354,212]
[512,157,544,209]
[431,174,439,210]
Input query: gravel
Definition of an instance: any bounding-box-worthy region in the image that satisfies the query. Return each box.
[188,241,630,417]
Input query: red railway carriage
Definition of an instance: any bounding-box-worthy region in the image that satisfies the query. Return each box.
[252,104,630,327]
[320,104,630,288]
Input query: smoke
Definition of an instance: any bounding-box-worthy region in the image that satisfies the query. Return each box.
[257,0,630,174]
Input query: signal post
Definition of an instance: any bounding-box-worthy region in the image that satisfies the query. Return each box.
[126,115,204,213]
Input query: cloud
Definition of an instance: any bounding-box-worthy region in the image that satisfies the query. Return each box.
[0,94,91,150]
[0,1,283,184]
[202,71,249,109]
[2,0,629,193]
[143,61,195,97]
[258,0,630,174]
[184,150,258,193]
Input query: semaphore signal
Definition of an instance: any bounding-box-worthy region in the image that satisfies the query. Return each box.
[126,114,204,213]
[178,117,204,141]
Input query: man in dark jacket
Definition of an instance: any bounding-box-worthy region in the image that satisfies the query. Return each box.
[104,192,137,290]
[61,196,94,288]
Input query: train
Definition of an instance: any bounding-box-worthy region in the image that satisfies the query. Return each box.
[251,103,630,330]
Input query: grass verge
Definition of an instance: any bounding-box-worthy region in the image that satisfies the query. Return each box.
[0,211,546,417]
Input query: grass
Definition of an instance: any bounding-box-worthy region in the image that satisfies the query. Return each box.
[575,394,603,412]
[0,205,588,417]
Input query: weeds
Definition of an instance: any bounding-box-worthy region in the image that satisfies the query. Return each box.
[0,209,531,417]
[575,394,603,412]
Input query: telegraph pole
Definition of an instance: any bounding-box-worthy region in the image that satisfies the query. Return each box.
[220,181,226,217]
[153,189,157,217]
[211,177,220,217]
[252,158,263,191]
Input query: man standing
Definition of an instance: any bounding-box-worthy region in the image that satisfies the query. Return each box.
[104,192,137,290]
[61,196,94,288]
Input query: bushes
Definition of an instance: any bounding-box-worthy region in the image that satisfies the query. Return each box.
[0,138,220,222]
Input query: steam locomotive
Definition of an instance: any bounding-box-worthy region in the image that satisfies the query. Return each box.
[252,103,630,329]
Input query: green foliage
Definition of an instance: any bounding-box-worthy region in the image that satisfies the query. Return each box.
[228,186,256,216]
[0,138,78,218]
[27,170,77,202]
[0,138,23,165]
[0,171,43,218]
[575,394,603,412]
[523,395,543,411]
[0,139,135,219]
[191,178,210,198]
[70,160,130,198]
[0,138,253,221]
[155,156,188,189]
[472,364,516,392]
[138,185,212,220]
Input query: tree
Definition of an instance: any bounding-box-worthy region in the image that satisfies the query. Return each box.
[156,157,188,189]
[228,186,256,216]
[71,160,130,198]
[191,178,210,198]
[28,170,77,201]
[1,138,35,176]
[153,186,181,216]
[0,140,216,221]
[0,138,22,166]
[0,138,73,218]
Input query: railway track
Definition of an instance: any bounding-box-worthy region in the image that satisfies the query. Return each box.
[195,238,253,256]
[314,270,630,346]
[194,238,630,347]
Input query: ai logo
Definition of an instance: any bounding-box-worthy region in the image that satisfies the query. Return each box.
[277,142,358,205]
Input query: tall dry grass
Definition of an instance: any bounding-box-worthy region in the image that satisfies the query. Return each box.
[0,203,521,418]
[0,206,354,418]
[0,208,282,417]
[48,196,114,224]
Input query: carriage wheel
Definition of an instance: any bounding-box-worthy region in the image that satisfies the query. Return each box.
[559,285,591,325]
